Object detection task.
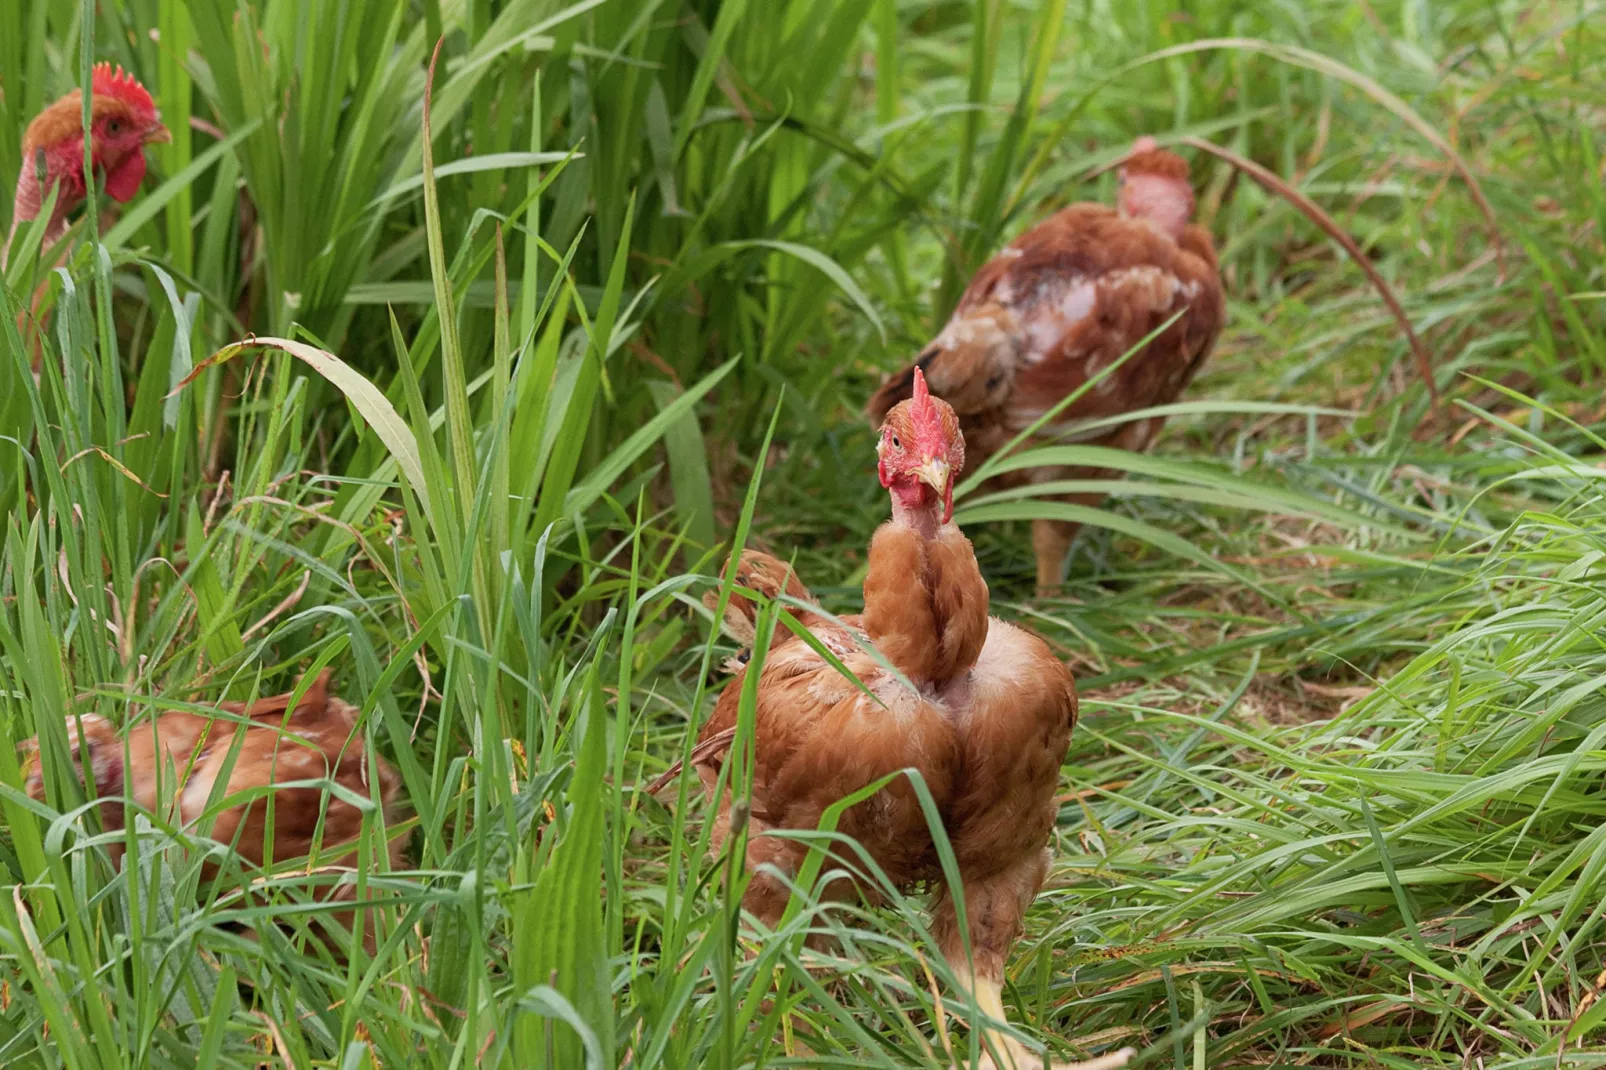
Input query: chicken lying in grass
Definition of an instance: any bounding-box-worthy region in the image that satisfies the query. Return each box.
[868,137,1225,593]
[21,671,405,951]
[688,372,1131,1070]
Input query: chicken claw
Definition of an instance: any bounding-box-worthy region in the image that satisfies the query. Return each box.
[971,1041,1135,1070]
[952,966,1133,1070]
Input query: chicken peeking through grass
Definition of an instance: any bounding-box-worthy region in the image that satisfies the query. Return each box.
[3,63,171,268]
[4,64,170,376]
[868,136,1225,594]
[20,671,406,954]
[686,371,1132,1070]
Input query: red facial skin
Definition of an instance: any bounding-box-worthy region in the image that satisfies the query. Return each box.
[876,368,965,532]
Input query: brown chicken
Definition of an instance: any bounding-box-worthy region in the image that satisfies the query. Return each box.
[692,372,1131,1070]
[4,64,171,375]
[21,671,405,949]
[868,137,1225,592]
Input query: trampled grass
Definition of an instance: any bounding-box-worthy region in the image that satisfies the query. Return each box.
[2,0,1605,1067]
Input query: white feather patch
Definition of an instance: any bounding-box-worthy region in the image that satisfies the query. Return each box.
[950,620,1043,725]
[1022,279,1095,361]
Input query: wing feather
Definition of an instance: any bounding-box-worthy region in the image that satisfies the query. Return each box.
[868,203,1224,449]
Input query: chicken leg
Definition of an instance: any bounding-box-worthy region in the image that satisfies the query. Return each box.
[1032,518,1076,597]
[1033,481,1125,596]
[933,852,1132,1070]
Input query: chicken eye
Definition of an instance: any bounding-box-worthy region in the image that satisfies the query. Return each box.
[890,435,902,450]
[105,118,124,135]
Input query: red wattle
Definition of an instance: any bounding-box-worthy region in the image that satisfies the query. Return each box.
[103,151,148,203]
[889,476,935,514]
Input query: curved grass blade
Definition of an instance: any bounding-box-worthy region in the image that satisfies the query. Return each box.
[170,336,430,518]
[956,499,1278,600]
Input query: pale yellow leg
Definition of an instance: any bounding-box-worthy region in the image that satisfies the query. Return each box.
[951,966,1134,1070]
[1032,518,1074,597]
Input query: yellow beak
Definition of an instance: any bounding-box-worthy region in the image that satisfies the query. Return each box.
[145,120,172,145]
[913,456,951,494]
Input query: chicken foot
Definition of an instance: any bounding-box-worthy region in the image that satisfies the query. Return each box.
[934,853,1132,1070]
[1033,484,1119,596]
[1032,518,1077,596]
[949,964,1132,1070]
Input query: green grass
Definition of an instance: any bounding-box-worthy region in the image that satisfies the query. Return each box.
[3,0,1606,1066]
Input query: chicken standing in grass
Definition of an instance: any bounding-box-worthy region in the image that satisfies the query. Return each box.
[21,671,405,949]
[868,137,1225,593]
[690,372,1130,1070]
[3,63,170,268]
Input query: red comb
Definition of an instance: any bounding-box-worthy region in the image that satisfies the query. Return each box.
[911,366,933,416]
[1130,135,1159,155]
[91,62,156,116]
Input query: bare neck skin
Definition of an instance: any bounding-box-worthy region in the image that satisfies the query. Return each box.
[890,494,942,541]
[4,165,42,269]
[4,155,75,269]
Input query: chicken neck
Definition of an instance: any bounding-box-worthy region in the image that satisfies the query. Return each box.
[3,165,43,270]
[889,493,942,541]
[3,155,79,271]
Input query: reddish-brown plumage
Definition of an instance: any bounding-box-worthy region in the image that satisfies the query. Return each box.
[691,380,1126,1068]
[868,138,1225,592]
[21,671,405,950]
[1121,137,1189,181]
[5,64,171,377]
[703,548,863,676]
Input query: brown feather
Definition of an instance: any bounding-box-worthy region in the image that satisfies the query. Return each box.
[21,93,139,155]
[861,522,943,683]
[20,672,406,952]
[680,405,1108,1060]
[690,522,1074,970]
[1122,147,1190,180]
[925,527,989,678]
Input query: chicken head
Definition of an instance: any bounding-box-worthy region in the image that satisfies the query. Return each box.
[1116,135,1195,240]
[876,367,965,532]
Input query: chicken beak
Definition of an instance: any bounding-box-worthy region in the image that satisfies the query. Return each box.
[913,456,953,522]
[913,456,950,494]
[145,120,172,145]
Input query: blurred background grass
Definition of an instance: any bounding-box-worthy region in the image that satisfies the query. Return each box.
[2,0,1605,1066]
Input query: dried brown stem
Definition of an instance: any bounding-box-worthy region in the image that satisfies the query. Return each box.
[241,568,311,643]
[1177,135,1441,415]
